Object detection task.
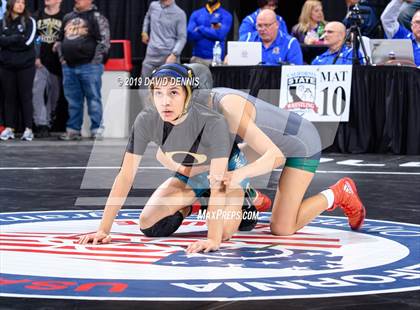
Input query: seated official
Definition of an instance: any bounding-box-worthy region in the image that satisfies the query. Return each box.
[312,22,364,65]
[187,0,232,65]
[381,0,420,67]
[239,0,288,41]
[343,0,378,37]
[243,9,303,65]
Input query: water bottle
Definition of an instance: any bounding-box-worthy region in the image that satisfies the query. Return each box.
[317,23,325,38]
[212,41,222,66]
[35,36,42,46]
[35,36,42,56]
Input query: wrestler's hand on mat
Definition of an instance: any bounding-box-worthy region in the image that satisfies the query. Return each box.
[186,239,220,253]
[78,231,112,245]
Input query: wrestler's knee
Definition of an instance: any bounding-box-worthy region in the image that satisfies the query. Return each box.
[270,222,296,236]
[140,212,184,237]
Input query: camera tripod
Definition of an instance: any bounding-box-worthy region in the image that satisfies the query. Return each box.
[333,18,371,65]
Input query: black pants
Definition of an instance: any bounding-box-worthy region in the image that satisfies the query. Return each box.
[0,66,35,129]
[0,74,4,126]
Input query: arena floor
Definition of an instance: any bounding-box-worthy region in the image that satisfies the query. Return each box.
[0,138,419,309]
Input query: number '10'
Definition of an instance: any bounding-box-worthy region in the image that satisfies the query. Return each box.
[321,86,346,116]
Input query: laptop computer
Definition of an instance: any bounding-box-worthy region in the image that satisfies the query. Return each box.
[370,39,414,65]
[227,41,262,66]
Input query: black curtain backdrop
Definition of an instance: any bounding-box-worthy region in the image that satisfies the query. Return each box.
[321,0,347,22]
[320,0,391,22]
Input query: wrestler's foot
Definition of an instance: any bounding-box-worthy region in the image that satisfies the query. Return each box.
[329,177,366,230]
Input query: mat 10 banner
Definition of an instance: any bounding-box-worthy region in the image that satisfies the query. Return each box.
[279,65,352,122]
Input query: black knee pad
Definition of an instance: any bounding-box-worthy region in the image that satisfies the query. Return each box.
[140,211,184,237]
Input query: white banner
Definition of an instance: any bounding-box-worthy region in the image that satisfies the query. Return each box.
[279,65,352,122]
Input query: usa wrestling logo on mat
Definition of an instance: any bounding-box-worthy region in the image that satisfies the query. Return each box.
[0,211,419,300]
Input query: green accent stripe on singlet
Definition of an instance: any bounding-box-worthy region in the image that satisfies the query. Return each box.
[285,158,319,173]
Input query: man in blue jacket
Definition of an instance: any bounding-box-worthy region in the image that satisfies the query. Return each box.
[312,22,364,65]
[187,0,232,66]
[246,9,302,65]
[239,0,288,42]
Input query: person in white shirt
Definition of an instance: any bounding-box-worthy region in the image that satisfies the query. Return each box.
[381,0,420,66]
[398,0,420,29]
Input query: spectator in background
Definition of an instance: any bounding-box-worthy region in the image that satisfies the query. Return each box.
[141,0,187,77]
[399,0,420,29]
[343,0,378,37]
[187,0,232,66]
[32,0,64,138]
[248,9,303,65]
[381,0,420,67]
[0,0,6,135]
[0,0,36,141]
[239,0,288,42]
[56,0,110,140]
[292,0,326,45]
[0,0,7,19]
[312,21,363,65]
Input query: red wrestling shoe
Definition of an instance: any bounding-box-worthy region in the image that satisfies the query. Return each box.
[329,177,366,230]
[252,190,272,212]
[190,200,202,214]
[186,200,202,216]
